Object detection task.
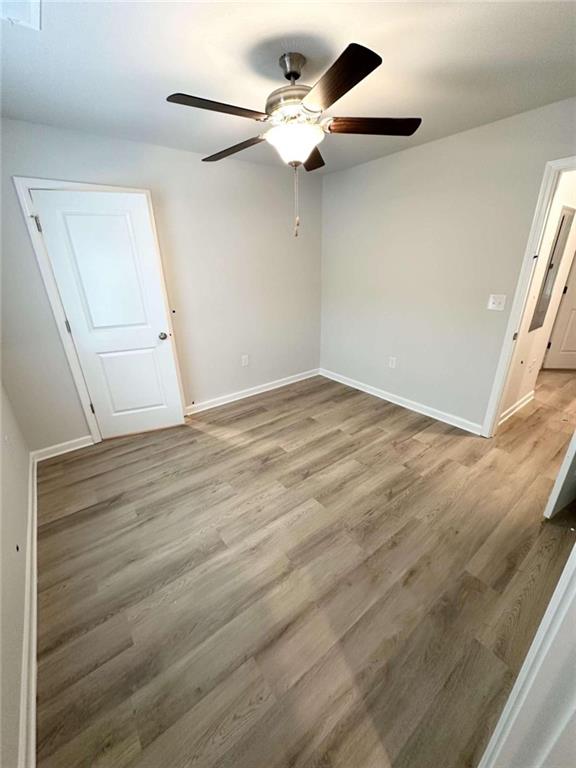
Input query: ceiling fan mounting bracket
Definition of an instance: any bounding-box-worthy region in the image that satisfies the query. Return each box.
[279,52,306,82]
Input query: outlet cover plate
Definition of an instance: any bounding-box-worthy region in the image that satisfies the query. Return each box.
[487,294,507,311]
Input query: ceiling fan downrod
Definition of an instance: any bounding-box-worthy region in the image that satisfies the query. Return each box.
[292,162,300,238]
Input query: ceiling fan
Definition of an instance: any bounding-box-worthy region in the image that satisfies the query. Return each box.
[166,43,422,172]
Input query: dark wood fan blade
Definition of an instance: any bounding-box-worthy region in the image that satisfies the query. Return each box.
[328,117,422,136]
[304,147,325,172]
[202,136,264,162]
[167,94,268,121]
[302,44,382,113]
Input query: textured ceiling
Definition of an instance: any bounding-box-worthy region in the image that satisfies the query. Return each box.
[2,1,576,173]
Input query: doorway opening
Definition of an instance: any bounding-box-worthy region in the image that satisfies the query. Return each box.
[498,167,576,428]
[484,158,576,439]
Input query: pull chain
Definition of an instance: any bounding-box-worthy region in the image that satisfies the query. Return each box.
[293,163,300,238]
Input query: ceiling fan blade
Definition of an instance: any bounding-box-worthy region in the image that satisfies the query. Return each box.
[167,94,268,121]
[302,43,382,113]
[202,136,264,162]
[304,147,325,172]
[328,117,422,136]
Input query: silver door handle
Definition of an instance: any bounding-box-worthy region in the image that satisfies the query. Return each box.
[158,332,168,340]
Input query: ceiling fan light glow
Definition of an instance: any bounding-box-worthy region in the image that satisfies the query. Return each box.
[265,123,325,165]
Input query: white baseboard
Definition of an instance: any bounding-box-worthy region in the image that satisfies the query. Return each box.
[319,368,483,436]
[498,390,535,426]
[30,435,94,463]
[18,456,37,768]
[185,369,321,414]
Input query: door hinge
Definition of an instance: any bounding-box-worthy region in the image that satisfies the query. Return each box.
[32,214,42,233]
[563,285,568,295]
[547,341,552,350]
[89,403,95,414]
[64,319,72,334]
[513,332,518,341]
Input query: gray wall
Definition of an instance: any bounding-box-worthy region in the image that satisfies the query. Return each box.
[1,119,322,449]
[321,98,576,427]
[1,387,31,766]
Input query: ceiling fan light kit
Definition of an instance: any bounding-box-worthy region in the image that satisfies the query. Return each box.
[265,123,325,166]
[167,43,422,234]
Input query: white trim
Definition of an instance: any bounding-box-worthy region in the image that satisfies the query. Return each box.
[497,390,534,426]
[185,370,320,414]
[478,542,576,768]
[30,435,94,463]
[482,156,576,437]
[18,455,37,768]
[319,368,483,435]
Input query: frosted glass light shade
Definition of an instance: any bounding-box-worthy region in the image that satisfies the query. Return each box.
[265,123,325,165]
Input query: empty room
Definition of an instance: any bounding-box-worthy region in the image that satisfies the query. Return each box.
[2,2,576,767]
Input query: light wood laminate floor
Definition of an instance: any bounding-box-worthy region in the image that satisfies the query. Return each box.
[37,371,576,768]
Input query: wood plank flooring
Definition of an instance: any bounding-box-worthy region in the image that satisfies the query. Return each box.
[36,371,576,768]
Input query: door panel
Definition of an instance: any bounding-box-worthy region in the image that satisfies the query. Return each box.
[99,349,165,413]
[544,249,576,369]
[560,311,576,350]
[31,189,184,438]
[65,213,148,329]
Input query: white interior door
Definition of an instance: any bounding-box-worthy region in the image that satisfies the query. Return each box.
[31,189,184,438]
[544,249,576,369]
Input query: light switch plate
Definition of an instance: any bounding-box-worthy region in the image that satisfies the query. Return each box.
[487,294,507,311]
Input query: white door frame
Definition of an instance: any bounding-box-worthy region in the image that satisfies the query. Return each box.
[543,430,576,519]
[482,156,576,437]
[13,176,184,444]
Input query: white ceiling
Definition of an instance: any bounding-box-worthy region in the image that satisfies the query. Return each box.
[2,1,576,173]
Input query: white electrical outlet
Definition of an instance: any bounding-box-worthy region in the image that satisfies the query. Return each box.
[241,354,249,368]
[487,294,507,311]
[388,356,397,369]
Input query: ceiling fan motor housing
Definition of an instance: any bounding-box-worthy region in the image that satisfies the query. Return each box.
[265,84,314,120]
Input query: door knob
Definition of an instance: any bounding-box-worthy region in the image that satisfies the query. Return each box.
[158,332,168,340]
